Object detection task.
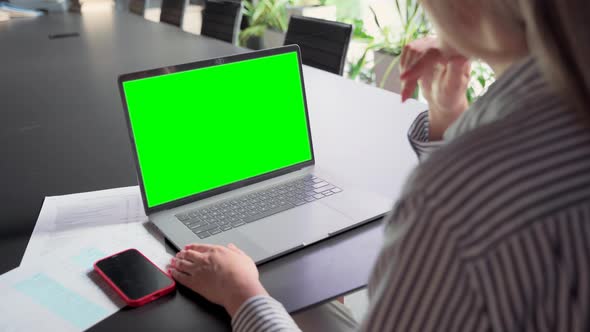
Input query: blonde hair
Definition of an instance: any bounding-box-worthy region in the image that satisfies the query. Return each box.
[517,0,590,116]
[424,0,590,116]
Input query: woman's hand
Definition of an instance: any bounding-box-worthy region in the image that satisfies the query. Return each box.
[400,37,471,140]
[169,243,268,317]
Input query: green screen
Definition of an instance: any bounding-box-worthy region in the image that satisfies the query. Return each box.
[123,51,312,208]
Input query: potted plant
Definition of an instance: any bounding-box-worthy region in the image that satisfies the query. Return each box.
[347,1,429,95]
[372,1,430,94]
[346,18,378,84]
[240,0,339,49]
[352,1,495,102]
[240,0,290,49]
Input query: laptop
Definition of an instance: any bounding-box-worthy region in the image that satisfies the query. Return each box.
[118,45,391,263]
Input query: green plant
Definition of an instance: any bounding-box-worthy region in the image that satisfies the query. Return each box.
[343,18,375,82]
[239,0,333,46]
[347,48,373,82]
[372,1,430,89]
[346,2,495,103]
[292,0,328,5]
[239,0,290,46]
[347,1,430,89]
[343,18,374,41]
[467,60,495,103]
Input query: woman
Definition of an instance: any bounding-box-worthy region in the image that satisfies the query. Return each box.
[169,0,590,331]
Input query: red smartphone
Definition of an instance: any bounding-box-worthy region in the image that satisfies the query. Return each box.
[94,248,175,307]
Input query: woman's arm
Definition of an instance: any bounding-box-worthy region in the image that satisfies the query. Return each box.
[407,111,446,160]
[401,37,471,160]
[360,193,482,332]
[166,194,478,332]
[232,296,300,332]
[168,243,301,331]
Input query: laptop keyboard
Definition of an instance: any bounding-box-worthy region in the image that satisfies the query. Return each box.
[175,175,342,239]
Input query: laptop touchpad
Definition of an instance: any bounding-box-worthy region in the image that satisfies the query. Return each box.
[238,202,352,254]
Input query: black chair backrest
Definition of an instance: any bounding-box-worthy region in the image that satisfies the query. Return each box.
[201,0,243,44]
[160,0,187,27]
[284,15,352,76]
[129,0,146,16]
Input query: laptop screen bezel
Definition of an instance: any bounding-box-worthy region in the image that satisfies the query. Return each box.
[118,45,315,215]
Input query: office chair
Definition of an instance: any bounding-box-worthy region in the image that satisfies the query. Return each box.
[160,0,187,27]
[201,0,243,45]
[284,15,353,76]
[128,0,146,16]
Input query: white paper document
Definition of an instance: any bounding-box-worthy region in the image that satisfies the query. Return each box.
[21,186,172,270]
[5,186,174,332]
[0,246,126,332]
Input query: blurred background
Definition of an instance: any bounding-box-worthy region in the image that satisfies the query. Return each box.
[5,0,492,102]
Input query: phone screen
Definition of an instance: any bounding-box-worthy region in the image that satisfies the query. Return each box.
[95,249,173,300]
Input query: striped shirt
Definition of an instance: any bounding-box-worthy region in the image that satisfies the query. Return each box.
[232,57,590,332]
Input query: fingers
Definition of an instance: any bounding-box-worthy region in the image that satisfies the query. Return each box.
[400,48,444,82]
[227,243,245,255]
[184,243,215,253]
[400,44,471,103]
[448,56,470,78]
[401,79,419,103]
[400,46,411,72]
[171,248,209,275]
[400,36,438,71]
[180,249,207,263]
[443,57,471,93]
[171,257,194,272]
[399,48,444,103]
[169,267,190,284]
